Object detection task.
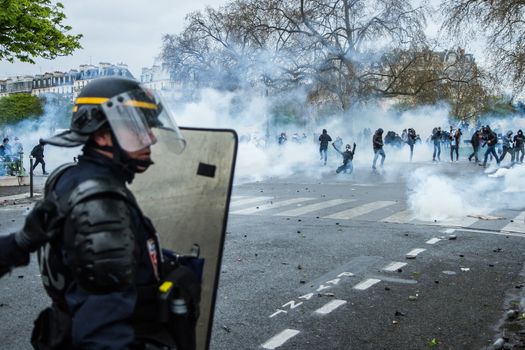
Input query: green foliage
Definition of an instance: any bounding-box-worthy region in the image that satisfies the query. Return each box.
[0,0,82,63]
[0,93,44,125]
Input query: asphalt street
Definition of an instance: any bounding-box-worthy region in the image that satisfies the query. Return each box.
[0,161,524,349]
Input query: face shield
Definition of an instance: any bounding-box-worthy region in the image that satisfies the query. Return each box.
[101,88,186,153]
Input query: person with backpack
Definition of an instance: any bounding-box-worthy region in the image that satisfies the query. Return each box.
[30,139,48,175]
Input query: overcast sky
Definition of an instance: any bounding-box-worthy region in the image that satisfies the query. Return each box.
[0,0,229,79]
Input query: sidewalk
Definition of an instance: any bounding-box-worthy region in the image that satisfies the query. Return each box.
[0,186,42,206]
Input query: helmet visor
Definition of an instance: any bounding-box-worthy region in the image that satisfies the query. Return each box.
[101,88,186,153]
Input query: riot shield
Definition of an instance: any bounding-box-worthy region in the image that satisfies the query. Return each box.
[130,127,237,350]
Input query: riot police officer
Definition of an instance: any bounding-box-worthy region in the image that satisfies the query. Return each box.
[0,77,200,350]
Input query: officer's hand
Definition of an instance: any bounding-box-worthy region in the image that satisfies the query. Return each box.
[14,199,60,253]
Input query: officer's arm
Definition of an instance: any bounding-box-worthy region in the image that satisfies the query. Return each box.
[64,195,136,349]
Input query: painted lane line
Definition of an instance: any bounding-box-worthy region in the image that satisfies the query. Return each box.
[501,211,525,233]
[454,227,525,239]
[314,299,347,315]
[382,262,407,272]
[231,195,246,200]
[406,248,426,259]
[229,196,272,207]
[261,329,301,349]
[231,198,314,215]
[381,209,413,224]
[275,198,355,217]
[353,278,381,290]
[443,228,456,234]
[426,238,441,244]
[324,201,396,220]
[421,216,478,228]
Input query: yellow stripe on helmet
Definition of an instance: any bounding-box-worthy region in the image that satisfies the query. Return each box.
[75,97,109,105]
[124,100,158,110]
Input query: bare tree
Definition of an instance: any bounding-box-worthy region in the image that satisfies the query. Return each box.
[442,0,525,96]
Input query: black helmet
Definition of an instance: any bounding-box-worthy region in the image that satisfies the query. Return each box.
[345,144,351,149]
[42,77,184,153]
[377,128,383,134]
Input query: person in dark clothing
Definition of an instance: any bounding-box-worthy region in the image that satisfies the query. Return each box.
[278,132,287,145]
[319,129,332,165]
[372,128,385,170]
[482,126,500,167]
[499,130,515,164]
[30,139,48,175]
[431,127,442,161]
[0,77,199,350]
[407,128,417,161]
[468,130,481,163]
[333,142,356,174]
[514,129,525,163]
[449,128,462,162]
[0,137,11,158]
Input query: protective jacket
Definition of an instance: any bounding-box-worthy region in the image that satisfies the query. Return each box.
[372,133,383,150]
[33,148,164,350]
[31,144,45,159]
[319,133,332,149]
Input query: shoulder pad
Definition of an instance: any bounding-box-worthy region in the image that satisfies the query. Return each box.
[44,162,77,199]
[63,177,136,211]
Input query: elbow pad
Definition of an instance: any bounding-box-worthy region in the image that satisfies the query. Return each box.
[65,196,135,294]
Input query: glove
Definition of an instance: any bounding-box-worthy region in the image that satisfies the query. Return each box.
[0,234,29,278]
[14,199,60,253]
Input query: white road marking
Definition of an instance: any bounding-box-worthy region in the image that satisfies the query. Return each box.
[275,198,355,217]
[229,196,272,207]
[426,238,441,244]
[406,248,426,258]
[381,209,413,224]
[231,195,246,200]
[324,201,396,220]
[353,278,381,290]
[454,227,525,239]
[231,198,314,215]
[443,228,456,234]
[314,299,347,315]
[421,216,479,228]
[382,262,407,272]
[501,211,525,233]
[261,329,301,349]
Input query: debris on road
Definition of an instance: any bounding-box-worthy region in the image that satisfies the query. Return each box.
[448,235,457,240]
[467,214,505,220]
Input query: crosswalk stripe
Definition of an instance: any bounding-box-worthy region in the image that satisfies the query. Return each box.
[382,209,413,224]
[230,196,272,207]
[324,201,396,220]
[231,198,314,215]
[275,199,355,217]
[422,216,479,228]
[501,211,525,233]
[231,195,246,200]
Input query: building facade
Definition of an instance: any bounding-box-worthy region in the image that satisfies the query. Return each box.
[0,62,134,99]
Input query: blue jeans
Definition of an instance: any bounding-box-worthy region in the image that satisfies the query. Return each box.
[433,143,441,160]
[336,161,353,174]
[372,149,385,168]
[320,148,328,164]
[483,146,500,166]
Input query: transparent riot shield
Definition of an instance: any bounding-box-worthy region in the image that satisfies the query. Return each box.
[130,127,237,350]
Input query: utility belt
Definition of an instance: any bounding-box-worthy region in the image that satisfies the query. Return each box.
[31,249,204,350]
[135,248,204,350]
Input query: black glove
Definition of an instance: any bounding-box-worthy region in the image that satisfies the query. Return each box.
[0,234,29,278]
[14,199,60,253]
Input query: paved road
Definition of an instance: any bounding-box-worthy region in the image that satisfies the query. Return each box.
[0,161,523,349]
